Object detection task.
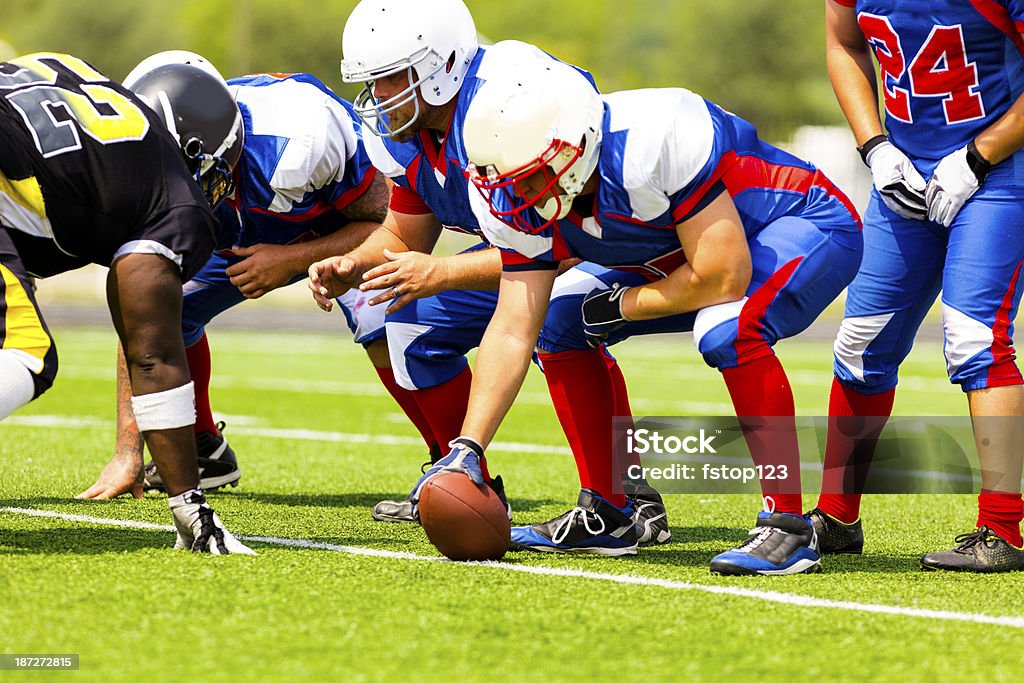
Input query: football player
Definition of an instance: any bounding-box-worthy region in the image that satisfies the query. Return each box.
[78,52,404,499]
[457,55,863,574]
[815,0,1024,572]
[0,52,252,553]
[308,0,671,553]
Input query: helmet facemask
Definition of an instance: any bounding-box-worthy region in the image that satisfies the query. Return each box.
[463,50,604,235]
[341,0,478,138]
[469,138,586,234]
[349,48,448,138]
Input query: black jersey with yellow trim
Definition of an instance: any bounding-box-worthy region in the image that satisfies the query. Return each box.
[0,52,217,281]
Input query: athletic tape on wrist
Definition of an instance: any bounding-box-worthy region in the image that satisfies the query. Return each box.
[131,381,196,432]
[450,436,484,458]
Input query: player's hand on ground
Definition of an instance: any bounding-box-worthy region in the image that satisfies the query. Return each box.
[225,243,296,299]
[925,145,983,227]
[865,140,927,220]
[75,451,145,499]
[581,284,631,348]
[410,437,486,505]
[308,256,359,311]
[361,249,450,313]
[170,489,256,555]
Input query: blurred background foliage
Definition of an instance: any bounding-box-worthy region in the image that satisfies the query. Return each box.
[2,0,843,142]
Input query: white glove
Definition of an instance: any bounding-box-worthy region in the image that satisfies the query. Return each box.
[865,140,928,220]
[170,489,256,555]
[925,145,983,227]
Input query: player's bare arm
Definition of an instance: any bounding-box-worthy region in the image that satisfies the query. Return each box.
[76,344,145,499]
[309,209,442,310]
[621,192,752,321]
[361,246,501,312]
[227,171,391,299]
[825,0,883,144]
[460,267,558,448]
[106,253,200,497]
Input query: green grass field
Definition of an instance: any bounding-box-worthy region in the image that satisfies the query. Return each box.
[2,324,1023,682]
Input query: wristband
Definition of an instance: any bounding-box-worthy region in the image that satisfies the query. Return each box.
[856,135,889,166]
[450,436,484,458]
[966,140,992,182]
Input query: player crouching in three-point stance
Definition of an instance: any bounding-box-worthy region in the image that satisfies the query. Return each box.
[454,58,863,574]
[0,52,252,554]
[812,0,1024,572]
[312,0,672,551]
[79,51,392,500]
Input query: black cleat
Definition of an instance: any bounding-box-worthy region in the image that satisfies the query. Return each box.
[807,508,864,555]
[372,474,512,524]
[920,527,1024,573]
[627,487,672,546]
[510,489,638,555]
[144,421,241,493]
[710,511,822,576]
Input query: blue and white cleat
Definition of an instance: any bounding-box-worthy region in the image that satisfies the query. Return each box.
[510,489,638,556]
[710,511,822,576]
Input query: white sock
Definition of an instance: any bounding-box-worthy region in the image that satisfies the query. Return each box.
[0,349,35,420]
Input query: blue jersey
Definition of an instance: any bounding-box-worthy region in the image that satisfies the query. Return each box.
[840,0,1024,164]
[364,41,596,237]
[216,73,376,249]
[472,88,860,280]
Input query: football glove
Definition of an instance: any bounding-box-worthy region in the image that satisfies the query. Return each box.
[925,143,990,228]
[864,139,927,220]
[582,284,631,348]
[410,437,486,505]
[169,489,256,555]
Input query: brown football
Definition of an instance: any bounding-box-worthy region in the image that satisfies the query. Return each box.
[419,472,510,561]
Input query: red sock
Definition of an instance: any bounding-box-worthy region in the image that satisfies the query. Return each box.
[721,354,802,515]
[815,378,895,524]
[412,367,491,481]
[185,333,218,435]
[374,366,438,453]
[541,348,626,507]
[603,350,640,475]
[977,489,1024,547]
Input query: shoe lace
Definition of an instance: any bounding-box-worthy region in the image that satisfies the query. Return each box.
[738,525,778,553]
[551,507,606,545]
[953,527,1000,552]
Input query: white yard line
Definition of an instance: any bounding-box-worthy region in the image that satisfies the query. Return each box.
[2,506,1022,630]
[4,414,572,455]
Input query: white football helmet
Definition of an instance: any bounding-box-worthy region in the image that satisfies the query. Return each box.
[341,0,478,137]
[464,55,604,234]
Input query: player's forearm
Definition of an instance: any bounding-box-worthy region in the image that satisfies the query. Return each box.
[343,225,416,280]
[460,324,536,448]
[624,263,749,321]
[436,247,502,291]
[974,96,1024,166]
[826,3,885,144]
[115,342,145,460]
[461,270,555,448]
[283,221,383,277]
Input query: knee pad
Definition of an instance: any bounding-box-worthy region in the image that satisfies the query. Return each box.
[942,303,1022,390]
[0,349,40,418]
[833,313,898,392]
[693,300,745,369]
[385,320,468,391]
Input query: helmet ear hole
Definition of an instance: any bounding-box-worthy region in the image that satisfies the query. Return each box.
[183,137,204,160]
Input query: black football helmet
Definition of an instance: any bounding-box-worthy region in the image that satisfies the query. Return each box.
[126,62,243,208]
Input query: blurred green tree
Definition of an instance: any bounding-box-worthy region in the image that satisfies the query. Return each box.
[1,0,844,141]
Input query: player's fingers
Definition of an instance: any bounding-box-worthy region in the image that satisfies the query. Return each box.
[385,295,410,314]
[75,483,103,499]
[362,261,398,282]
